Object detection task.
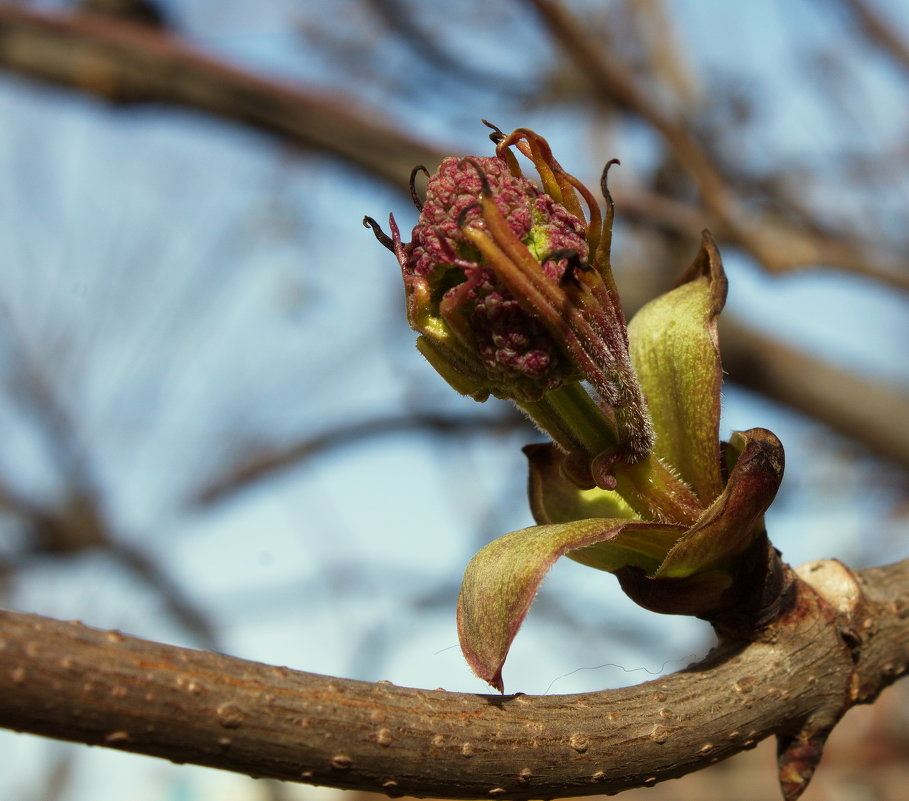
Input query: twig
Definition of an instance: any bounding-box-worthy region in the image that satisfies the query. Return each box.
[190,411,528,508]
[522,0,909,292]
[0,6,444,191]
[721,319,909,472]
[841,0,909,78]
[615,185,909,287]
[1,558,908,798]
[0,302,218,645]
[365,0,521,92]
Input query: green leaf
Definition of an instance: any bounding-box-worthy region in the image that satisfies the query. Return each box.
[627,232,727,504]
[415,335,491,401]
[457,517,685,691]
[525,442,637,523]
[656,428,785,578]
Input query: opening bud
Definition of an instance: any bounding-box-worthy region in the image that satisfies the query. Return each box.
[366,125,655,476]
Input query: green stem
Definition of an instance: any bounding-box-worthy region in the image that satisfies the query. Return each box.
[519,383,703,526]
[518,382,617,459]
[614,456,702,527]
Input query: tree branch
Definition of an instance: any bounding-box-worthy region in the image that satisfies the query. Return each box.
[523,0,909,292]
[189,411,528,508]
[2,5,907,293]
[2,558,908,799]
[0,6,443,191]
[615,185,909,293]
[841,0,909,79]
[720,318,909,473]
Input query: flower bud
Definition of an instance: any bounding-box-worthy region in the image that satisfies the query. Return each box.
[366,125,654,466]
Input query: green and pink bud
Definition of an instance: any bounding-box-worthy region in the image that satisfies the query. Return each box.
[367,124,787,694]
[365,125,654,475]
[408,153,587,400]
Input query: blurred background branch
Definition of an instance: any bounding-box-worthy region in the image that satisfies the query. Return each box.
[0,5,444,187]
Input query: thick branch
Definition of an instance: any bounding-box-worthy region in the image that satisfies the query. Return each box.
[0,6,443,190]
[1,559,908,799]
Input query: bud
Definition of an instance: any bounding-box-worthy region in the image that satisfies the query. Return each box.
[365,124,653,469]
[414,154,590,399]
[367,124,788,694]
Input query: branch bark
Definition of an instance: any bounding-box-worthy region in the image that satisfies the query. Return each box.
[2,558,908,799]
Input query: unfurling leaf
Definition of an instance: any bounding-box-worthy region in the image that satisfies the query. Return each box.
[457,518,685,692]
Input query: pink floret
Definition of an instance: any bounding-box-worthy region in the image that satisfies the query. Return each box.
[403,155,589,399]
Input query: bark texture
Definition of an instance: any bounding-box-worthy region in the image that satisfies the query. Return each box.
[1,558,908,799]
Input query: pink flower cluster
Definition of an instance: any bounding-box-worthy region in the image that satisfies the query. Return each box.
[402,156,589,397]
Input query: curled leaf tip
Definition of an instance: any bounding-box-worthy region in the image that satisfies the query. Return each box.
[408,165,429,210]
[482,119,506,143]
[675,229,728,313]
[362,215,394,252]
[600,158,621,198]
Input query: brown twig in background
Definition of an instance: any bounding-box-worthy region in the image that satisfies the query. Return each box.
[616,185,909,291]
[364,0,521,93]
[721,319,909,473]
[522,0,735,212]
[522,0,909,292]
[3,495,220,649]
[841,0,909,78]
[0,6,444,191]
[2,5,907,290]
[0,299,218,646]
[190,411,528,508]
